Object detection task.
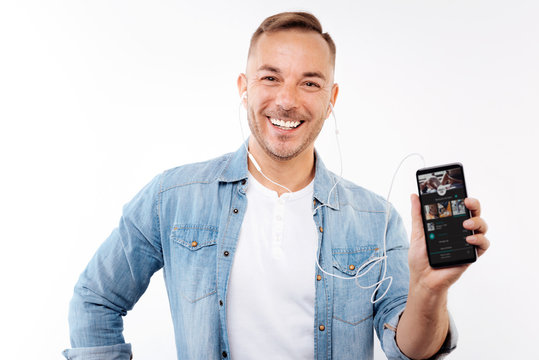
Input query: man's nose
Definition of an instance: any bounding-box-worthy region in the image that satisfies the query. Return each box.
[275,83,298,111]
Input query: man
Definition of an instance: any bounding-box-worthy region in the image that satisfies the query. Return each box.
[64,12,489,360]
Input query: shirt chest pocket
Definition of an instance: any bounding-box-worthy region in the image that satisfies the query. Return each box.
[170,225,218,303]
[331,246,381,326]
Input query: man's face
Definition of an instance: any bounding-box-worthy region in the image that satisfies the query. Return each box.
[240,30,338,161]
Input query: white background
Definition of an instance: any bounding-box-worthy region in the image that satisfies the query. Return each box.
[1,1,537,359]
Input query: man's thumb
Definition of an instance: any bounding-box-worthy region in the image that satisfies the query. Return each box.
[410,194,425,241]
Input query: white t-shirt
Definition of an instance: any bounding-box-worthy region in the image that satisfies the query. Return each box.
[227,172,318,359]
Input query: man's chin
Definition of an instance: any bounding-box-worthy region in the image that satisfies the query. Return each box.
[265,143,308,162]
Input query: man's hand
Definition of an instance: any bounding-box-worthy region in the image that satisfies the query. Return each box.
[396,195,489,359]
[408,194,490,292]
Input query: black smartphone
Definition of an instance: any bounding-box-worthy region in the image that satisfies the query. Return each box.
[416,163,477,268]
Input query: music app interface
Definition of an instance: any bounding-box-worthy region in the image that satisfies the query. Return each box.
[417,165,475,267]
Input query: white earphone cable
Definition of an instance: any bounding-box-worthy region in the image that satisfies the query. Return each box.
[238,92,425,304]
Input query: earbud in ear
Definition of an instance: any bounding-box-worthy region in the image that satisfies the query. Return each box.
[241,92,247,100]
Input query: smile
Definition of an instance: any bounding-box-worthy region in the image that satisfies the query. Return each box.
[268,117,303,130]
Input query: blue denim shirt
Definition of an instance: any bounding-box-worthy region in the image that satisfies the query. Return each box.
[64,144,457,359]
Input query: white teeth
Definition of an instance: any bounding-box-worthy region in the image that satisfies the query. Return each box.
[270,118,301,129]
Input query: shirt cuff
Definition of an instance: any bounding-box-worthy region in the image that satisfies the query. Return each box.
[382,309,458,360]
[62,343,132,360]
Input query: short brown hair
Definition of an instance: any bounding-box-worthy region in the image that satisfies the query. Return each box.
[248,12,336,65]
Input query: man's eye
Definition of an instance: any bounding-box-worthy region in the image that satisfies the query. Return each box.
[262,76,276,81]
[305,81,320,88]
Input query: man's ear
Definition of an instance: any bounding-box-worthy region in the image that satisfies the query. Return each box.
[326,83,339,119]
[237,74,248,107]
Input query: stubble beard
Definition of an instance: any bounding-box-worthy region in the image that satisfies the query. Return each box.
[247,107,323,161]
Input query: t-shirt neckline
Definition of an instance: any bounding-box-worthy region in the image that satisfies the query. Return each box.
[247,171,314,201]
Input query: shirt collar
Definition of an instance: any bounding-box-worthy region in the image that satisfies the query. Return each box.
[312,149,340,210]
[218,141,339,210]
[218,142,250,183]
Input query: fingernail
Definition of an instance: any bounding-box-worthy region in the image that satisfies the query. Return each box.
[464,220,474,227]
[467,235,476,242]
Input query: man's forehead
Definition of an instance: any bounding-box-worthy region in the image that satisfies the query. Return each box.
[247,30,334,74]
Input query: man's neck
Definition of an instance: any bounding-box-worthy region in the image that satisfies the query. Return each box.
[247,143,315,197]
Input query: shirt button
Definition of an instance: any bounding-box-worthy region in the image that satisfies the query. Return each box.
[224,251,230,257]
[316,275,322,281]
[349,264,355,271]
[191,241,198,247]
[233,208,239,214]
[319,226,324,233]
[319,325,325,331]
[222,351,228,358]
[219,300,223,306]
[241,179,246,185]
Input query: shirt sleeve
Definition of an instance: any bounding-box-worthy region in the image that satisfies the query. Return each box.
[62,344,132,360]
[63,174,164,358]
[373,204,458,359]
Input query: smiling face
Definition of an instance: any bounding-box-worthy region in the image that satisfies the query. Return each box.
[239,29,338,162]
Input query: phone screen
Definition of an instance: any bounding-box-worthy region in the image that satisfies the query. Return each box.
[416,163,476,268]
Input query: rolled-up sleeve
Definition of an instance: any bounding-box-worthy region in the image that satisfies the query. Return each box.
[62,343,132,360]
[63,174,164,358]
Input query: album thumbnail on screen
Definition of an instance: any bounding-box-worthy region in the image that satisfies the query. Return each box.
[418,167,464,196]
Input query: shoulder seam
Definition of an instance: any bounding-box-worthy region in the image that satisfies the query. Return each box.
[158,154,231,194]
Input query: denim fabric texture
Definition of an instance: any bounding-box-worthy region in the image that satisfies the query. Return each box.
[64,144,457,359]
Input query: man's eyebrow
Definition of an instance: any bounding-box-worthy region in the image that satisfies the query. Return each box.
[302,71,326,81]
[257,65,281,74]
[256,66,326,81]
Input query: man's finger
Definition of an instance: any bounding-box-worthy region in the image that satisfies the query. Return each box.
[464,197,481,217]
[463,217,488,234]
[466,234,490,257]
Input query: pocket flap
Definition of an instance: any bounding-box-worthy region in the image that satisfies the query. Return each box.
[171,224,218,251]
[332,246,380,276]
